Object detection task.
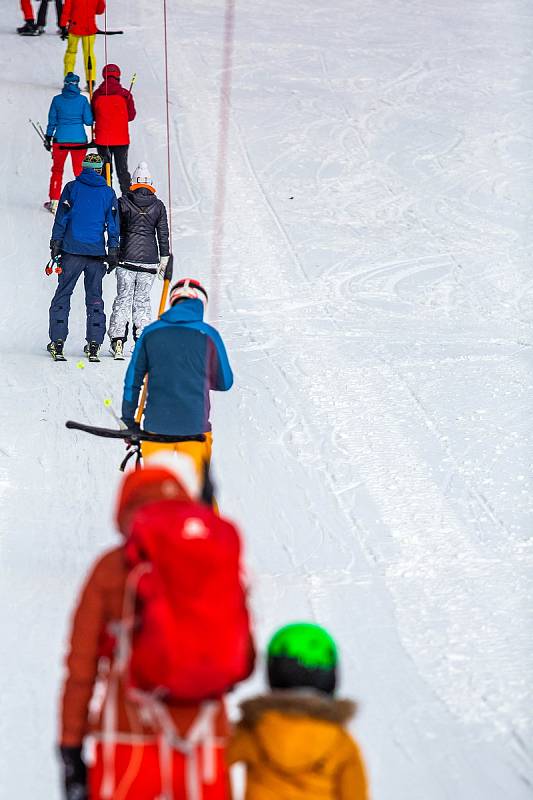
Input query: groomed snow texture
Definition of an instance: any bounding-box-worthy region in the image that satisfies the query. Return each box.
[1,1,532,797]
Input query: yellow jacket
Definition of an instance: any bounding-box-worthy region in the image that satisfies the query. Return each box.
[227,692,369,800]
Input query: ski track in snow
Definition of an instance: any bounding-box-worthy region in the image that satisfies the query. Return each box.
[1,0,533,797]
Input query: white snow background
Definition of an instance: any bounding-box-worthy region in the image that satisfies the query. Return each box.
[0,0,532,797]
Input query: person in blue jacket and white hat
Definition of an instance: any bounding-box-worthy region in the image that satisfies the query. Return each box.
[47,152,119,361]
[44,72,93,214]
[121,278,233,478]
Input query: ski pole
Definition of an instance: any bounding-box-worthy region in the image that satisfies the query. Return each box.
[128,73,137,94]
[103,399,127,430]
[29,119,45,142]
[134,254,174,425]
[87,54,94,101]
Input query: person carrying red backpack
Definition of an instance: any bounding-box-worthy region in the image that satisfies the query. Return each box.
[58,457,255,800]
[92,63,136,194]
[60,0,105,90]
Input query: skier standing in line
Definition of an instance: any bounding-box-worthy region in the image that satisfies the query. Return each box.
[228,622,369,800]
[59,0,105,91]
[92,63,136,194]
[58,460,254,800]
[47,152,119,361]
[43,72,93,214]
[108,161,170,360]
[121,279,233,478]
[17,0,64,35]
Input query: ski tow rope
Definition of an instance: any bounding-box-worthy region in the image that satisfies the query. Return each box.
[209,0,236,322]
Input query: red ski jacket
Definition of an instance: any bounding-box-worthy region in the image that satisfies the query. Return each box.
[60,0,105,37]
[92,75,136,146]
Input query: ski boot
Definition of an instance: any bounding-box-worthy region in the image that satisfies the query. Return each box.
[47,339,66,361]
[17,20,42,35]
[44,200,58,215]
[110,338,125,361]
[84,341,100,362]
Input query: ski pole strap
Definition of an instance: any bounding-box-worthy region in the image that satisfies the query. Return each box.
[65,420,206,443]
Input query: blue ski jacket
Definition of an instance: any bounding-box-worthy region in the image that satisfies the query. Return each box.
[52,170,119,257]
[122,300,234,435]
[46,82,93,143]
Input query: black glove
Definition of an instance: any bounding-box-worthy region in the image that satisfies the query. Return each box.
[50,239,62,259]
[59,746,87,800]
[105,247,119,273]
[44,135,52,152]
[60,26,69,40]
[123,419,141,446]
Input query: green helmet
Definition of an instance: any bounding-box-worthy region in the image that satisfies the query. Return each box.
[267,622,338,670]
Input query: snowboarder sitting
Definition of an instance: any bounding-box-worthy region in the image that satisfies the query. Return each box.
[60,0,105,90]
[58,458,254,800]
[47,152,119,361]
[121,279,233,478]
[228,622,369,800]
[92,63,136,194]
[44,72,93,215]
[108,162,170,360]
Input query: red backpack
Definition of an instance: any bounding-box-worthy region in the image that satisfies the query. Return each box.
[122,499,254,701]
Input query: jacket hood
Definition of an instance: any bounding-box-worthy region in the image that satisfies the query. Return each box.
[126,187,157,207]
[77,170,109,188]
[237,692,357,773]
[161,299,205,324]
[62,83,81,98]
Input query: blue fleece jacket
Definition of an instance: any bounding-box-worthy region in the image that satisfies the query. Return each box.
[122,300,233,435]
[52,170,119,256]
[46,83,93,143]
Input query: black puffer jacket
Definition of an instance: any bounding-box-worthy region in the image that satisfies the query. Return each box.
[118,188,170,265]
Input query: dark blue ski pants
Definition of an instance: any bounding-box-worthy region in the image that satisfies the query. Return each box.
[49,253,106,344]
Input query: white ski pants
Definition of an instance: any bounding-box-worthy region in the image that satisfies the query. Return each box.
[108,266,155,341]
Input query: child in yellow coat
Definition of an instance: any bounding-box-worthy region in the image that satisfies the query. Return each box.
[228,623,369,800]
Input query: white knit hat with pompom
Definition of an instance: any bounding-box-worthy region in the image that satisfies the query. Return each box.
[131,161,154,187]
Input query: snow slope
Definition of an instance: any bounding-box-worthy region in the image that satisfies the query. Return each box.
[1,0,532,797]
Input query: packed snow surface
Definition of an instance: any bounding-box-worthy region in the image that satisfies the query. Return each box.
[1,0,532,797]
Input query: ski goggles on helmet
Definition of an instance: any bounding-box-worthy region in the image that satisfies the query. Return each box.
[169,279,208,307]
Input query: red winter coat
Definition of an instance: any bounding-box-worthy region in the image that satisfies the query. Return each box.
[92,73,136,146]
[60,0,105,36]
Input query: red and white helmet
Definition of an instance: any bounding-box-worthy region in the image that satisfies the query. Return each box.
[169,278,208,308]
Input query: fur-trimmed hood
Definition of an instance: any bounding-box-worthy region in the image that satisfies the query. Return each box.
[238,690,357,727]
[234,691,358,773]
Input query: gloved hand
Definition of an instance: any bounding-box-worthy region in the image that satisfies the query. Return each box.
[157,255,170,281]
[59,746,87,800]
[105,247,119,273]
[50,239,62,259]
[44,135,52,152]
[60,26,69,40]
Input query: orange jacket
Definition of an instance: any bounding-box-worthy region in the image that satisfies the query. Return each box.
[59,546,231,747]
[60,0,105,36]
[227,693,369,800]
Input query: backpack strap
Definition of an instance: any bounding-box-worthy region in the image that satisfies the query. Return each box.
[99,564,152,799]
[124,691,219,800]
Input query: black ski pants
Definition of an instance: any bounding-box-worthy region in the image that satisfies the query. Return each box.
[49,253,106,344]
[97,145,131,195]
[37,0,63,28]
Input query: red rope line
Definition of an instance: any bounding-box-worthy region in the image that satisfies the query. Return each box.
[209,0,236,320]
[103,4,108,88]
[163,0,173,251]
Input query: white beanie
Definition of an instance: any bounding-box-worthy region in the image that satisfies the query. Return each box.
[131,161,154,187]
